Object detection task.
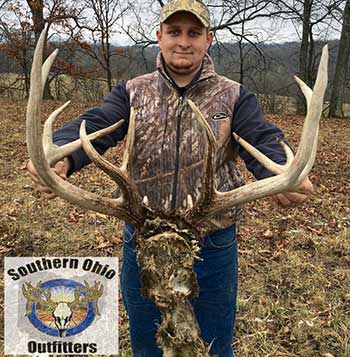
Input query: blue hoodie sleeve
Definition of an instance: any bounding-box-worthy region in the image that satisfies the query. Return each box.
[232,86,287,180]
[53,80,130,175]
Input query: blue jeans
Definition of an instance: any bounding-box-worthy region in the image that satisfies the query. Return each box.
[120,223,238,357]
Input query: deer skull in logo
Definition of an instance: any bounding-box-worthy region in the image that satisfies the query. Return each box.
[22,281,103,338]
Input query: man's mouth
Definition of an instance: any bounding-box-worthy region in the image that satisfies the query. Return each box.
[174,52,192,55]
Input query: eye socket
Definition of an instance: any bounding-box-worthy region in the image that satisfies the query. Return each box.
[168,29,179,36]
[189,30,203,37]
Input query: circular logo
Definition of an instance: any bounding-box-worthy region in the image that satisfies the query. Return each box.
[24,279,102,337]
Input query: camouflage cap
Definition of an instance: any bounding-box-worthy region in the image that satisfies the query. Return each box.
[160,0,210,28]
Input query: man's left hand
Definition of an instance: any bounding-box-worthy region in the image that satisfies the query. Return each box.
[272,177,314,207]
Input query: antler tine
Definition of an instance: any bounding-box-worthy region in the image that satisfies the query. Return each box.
[26,28,146,225]
[232,133,294,174]
[186,45,328,222]
[43,105,124,166]
[185,100,217,217]
[291,45,328,185]
[40,49,125,166]
[121,107,136,172]
[230,70,317,177]
[230,65,321,186]
[42,48,58,95]
[79,113,148,218]
[291,77,317,187]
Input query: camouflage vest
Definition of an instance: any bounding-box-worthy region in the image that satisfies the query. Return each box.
[126,53,244,233]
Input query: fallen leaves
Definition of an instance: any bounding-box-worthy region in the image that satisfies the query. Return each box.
[263,229,273,238]
[1,101,350,356]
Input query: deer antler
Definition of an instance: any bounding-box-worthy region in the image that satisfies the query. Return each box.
[185,45,328,223]
[22,282,56,315]
[26,28,151,225]
[78,281,104,315]
[22,281,42,315]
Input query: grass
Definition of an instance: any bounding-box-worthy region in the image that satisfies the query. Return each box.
[0,99,349,356]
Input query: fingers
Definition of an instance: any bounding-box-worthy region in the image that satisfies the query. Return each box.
[26,159,69,199]
[271,176,315,208]
[27,160,48,191]
[286,192,308,204]
[297,177,315,195]
[272,190,311,207]
[272,193,292,207]
[52,160,69,178]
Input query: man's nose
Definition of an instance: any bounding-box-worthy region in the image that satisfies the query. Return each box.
[178,35,191,48]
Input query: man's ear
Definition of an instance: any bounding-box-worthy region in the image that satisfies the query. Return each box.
[206,31,213,50]
[156,28,162,42]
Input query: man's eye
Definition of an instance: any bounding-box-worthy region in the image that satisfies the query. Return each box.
[168,30,178,36]
[190,31,201,37]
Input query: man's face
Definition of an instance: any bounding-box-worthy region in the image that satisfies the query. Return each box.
[156,11,213,77]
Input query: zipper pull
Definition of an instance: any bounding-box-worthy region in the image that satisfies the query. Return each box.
[177,96,184,116]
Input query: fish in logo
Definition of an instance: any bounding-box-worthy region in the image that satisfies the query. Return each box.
[22,279,103,337]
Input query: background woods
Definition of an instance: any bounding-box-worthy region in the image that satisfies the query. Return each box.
[0,0,349,116]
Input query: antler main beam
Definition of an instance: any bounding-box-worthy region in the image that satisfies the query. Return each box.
[186,46,328,222]
[26,28,149,225]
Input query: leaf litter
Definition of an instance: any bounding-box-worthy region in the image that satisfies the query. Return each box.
[0,100,349,356]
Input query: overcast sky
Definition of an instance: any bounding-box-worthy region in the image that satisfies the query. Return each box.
[111,16,341,46]
[1,0,343,47]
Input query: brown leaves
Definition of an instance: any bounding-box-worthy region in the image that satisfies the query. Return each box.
[235,114,350,355]
[262,229,273,238]
[1,101,350,355]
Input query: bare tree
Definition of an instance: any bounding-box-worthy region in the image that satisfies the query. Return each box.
[273,0,345,113]
[26,0,45,43]
[0,0,11,10]
[71,0,128,92]
[329,0,350,117]
[0,0,83,98]
[26,0,81,98]
[0,3,33,96]
[211,0,273,86]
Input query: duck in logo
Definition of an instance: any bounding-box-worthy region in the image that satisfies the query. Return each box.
[22,279,103,337]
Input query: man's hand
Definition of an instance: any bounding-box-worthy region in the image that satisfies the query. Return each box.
[27,158,70,199]
[272,176,314,207]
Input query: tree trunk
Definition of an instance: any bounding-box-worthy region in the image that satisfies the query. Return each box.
[27,0,45,43]
[106,35,112,92]
[23,49,30,98]
[306,31,314,84]
[239,40,244,85]
[27,0,52,99]
[329,0,350,118]
[298,0,312,114]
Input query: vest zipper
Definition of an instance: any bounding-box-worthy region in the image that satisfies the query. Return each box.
[171,96,184,210]
[157,67,212,210]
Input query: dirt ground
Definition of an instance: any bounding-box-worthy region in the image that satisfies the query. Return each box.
[0,99,349,356]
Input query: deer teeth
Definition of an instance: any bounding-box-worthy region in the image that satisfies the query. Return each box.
[187,194,193,208]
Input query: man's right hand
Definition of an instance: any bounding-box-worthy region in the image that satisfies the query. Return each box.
[27,158,70,199]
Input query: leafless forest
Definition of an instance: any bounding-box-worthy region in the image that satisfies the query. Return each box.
[0,0,349,116]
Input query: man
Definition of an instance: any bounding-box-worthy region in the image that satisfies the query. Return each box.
[27,0,314,355]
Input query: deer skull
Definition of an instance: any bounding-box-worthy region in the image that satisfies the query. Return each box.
[26,28,328,356]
